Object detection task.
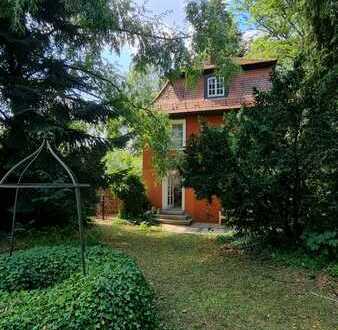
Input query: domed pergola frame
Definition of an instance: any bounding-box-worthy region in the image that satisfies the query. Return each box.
[0,138,89,275]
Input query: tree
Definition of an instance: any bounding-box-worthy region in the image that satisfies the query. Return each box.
[185,0,241,83]
[182,62,337,253]
[180,122,235,201]
[105,66,172,177]
[0,0,188,227]
[104,149,148,221]
[236,0,306,66]
[181,1,337,254]
[0,0,256,228]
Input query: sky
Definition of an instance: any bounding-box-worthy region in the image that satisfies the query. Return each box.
[105,0,255,73]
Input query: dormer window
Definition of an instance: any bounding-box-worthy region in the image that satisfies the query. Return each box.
[206,76,225,98]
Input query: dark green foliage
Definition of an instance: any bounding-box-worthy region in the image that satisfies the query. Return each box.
[270,248,337,278]
[0,245,158,329]
[185,0,241,82]
[111,172,150,221]
[181,122,235,201]
[0,245,82,291]
[182,62,337,255]
[104,146,151,223]
[327,264,338,278]
[186,0,240,56]
[184,0,338,258]
[230,62,337,248]
[302,231,338,259]
[0,0,187,229]
[0,0,192,229]
[181,0,338,258]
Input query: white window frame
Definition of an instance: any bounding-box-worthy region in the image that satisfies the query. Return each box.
[170,119,186,150]
[207,76,225,98]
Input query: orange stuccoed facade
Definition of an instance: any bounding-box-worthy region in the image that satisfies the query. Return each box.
[143,59,276,223]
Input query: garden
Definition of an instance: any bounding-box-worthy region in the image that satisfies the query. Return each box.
[0,0,337,329]
[0,244,157,329]
[0,222,337,329]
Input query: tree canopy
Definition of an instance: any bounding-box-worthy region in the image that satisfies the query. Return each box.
[237,0,305,66]
[185,0,241,82]
[0,0,185,226]
[0,0,242,226]
[181,0,337,254]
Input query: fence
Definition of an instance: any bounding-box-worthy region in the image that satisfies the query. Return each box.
[96,189,121,219]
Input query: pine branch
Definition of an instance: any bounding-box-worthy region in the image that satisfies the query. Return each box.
[63,64,157,120]
[114,27,191,41]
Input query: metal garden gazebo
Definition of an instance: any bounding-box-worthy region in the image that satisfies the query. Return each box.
[0,138,89,275]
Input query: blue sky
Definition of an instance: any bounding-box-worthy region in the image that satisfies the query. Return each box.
[105,0,254,73]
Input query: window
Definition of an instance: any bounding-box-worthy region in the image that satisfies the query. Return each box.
[170,120,186,149]
[207,76,225,98]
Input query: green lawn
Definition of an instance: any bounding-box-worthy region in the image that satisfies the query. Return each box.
[1,221,337,330]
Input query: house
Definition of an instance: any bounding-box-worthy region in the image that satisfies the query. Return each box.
[143,58,276,224]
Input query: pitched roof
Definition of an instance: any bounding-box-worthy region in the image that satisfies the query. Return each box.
[202,57,277,70]
[154,58,276,114]
[154,58,276,103]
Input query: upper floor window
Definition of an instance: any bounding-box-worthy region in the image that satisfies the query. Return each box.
[170,119,186,149]
[206,76,225,98]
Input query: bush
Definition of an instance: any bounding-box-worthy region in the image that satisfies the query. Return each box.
[302,230,338,259]
[111,173,150,221]
[0,245,81,291]
[327,264,338,278]
[270,249,330,271]
[0,245,158,329]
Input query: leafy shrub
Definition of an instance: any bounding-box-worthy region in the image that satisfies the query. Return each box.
[105,149,151,222]
[111,173,150,221]
[0,245,81,291]
[0,245,158,329]
[215,232,235,245]
[113,218,130,225]
[327,264,338,278]
[0,148,104,231]
[302,230,338,258]
[139,221,152,232]
[270,249,330,272]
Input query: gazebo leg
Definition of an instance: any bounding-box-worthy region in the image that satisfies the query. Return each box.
[9,188,20,256]
[75,187,86,275]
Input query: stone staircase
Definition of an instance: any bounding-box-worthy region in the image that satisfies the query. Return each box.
[155,209,192,225]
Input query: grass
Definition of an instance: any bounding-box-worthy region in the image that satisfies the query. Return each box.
[1,220,337,330]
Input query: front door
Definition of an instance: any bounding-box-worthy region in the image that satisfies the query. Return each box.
[164,171,183,209]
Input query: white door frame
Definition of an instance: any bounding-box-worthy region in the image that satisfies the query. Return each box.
[162,173,185,210]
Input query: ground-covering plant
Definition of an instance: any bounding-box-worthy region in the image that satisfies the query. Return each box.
[1,222,337,329]
[270,248,338,278]
[0,245,82,291]
[0,245,157,329]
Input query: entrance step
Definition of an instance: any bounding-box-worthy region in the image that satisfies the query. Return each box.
[155,210,192,225]
[156,213,188,221]
[159,208,185,215]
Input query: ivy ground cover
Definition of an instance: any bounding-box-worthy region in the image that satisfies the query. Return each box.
[0,245,157,329]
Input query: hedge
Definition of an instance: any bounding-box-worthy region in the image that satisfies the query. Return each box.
[0,245,158,329]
